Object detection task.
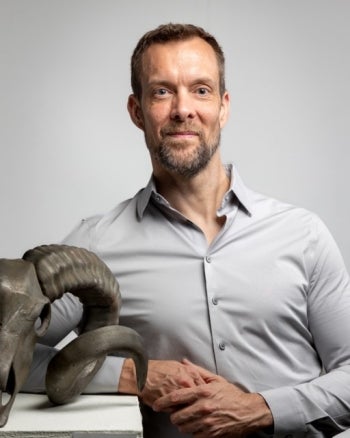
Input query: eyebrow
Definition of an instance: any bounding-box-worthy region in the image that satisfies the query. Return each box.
[146,77,218,89]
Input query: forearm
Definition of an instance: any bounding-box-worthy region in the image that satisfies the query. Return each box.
[244,393,274,433]
[260,365,350,434]
[21,344,58,393]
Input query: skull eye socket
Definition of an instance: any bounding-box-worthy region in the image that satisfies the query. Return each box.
[35,302,51,337]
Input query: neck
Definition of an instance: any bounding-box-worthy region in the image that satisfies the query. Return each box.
[153,157,230,245]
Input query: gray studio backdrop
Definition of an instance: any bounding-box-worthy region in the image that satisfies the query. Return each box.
[1,0,349,271]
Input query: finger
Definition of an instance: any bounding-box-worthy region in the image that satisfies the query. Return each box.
[171,410,220,437]
[182,358,217,382]
[170,405,202,425]
[177,418,204,434]
[153,387,199,412]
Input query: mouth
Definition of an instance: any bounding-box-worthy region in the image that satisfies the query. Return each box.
[166,130,199,137]
[162,124,200,138]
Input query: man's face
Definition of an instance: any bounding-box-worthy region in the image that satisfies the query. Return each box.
[128,37,229,178]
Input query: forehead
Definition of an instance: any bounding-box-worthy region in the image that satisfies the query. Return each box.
[141,37,220,81]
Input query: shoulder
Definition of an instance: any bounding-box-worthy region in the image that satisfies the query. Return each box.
[62,190,144,249]
[249,188,346,270]
[247,188,341,257]
[248,188,321,226]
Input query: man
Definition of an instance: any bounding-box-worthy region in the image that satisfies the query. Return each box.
[26,23,350,437]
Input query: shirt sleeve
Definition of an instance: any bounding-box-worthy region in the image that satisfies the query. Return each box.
[22,218,125,395]
[260,216,350,434]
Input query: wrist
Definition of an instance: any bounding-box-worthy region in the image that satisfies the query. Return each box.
[118,358,139,395]
[248,393,274,431]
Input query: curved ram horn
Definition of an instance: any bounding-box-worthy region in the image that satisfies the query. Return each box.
[22,244,148,405]
[45,326,147,404]
[22,245,121,331]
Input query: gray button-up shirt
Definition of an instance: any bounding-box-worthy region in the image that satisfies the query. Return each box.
[26,165,350,437]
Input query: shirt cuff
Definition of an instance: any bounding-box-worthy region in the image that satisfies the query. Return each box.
[259,386,306,434]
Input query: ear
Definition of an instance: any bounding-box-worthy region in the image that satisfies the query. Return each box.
[127,94,144,130]
[219,91,230,129]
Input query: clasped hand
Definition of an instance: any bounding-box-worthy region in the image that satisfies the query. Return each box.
[143,359,273,437]
[139,358,206,406]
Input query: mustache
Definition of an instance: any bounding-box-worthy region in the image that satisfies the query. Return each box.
[161,124,201,136]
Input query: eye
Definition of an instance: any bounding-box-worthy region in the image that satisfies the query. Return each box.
[153,88,169,97]
[35,302,51,337]
[196,87,210,96]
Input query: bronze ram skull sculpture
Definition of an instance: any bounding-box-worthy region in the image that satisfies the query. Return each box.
[0,244,148,427]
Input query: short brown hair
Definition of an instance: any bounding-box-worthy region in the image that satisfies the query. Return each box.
[131,23,226,100]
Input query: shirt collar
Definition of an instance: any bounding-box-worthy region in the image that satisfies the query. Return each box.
[136,177,157,219]
[137,163,253,219]
[225,163,252,216]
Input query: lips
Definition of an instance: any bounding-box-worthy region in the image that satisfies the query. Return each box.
[167,131,198,136]
[161,124,200,138]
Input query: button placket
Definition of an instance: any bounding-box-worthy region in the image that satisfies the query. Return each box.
[205,255,218,306]
[203,253,227,362]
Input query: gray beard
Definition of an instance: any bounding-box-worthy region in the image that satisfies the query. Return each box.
[153,134,221,179]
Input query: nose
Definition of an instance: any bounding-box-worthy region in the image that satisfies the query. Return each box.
[170,90,195,121]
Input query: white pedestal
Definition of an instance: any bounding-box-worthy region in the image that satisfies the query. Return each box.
[0,394,142,437]
[334,432,350,438]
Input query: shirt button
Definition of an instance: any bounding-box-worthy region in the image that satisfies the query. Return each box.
[219,342,226,350]
[205,256,212,263]
[212,297,218,305]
